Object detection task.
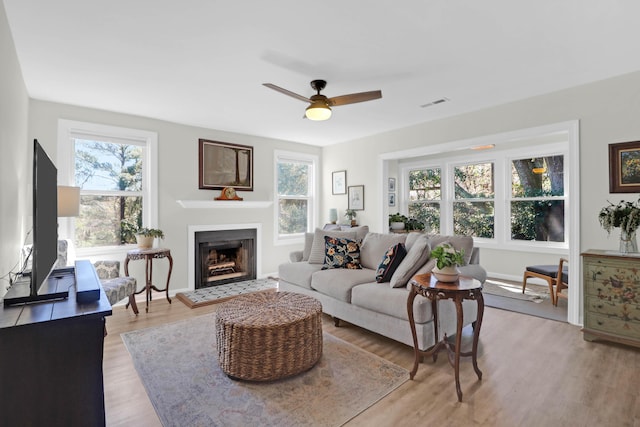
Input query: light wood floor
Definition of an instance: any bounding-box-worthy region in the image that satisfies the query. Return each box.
[104,295,640,427]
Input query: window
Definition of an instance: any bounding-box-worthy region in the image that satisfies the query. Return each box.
[274,151,318,243]
[399,142,567,249]
[408,167,441,233]
[57,120,158,251]
[510,155,565,242]
[453,162,495,238]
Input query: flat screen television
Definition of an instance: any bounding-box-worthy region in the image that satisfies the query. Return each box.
[3,139,69,306]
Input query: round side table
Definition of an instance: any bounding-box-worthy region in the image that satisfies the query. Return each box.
[124,247,173,312]
[407,273,484,402]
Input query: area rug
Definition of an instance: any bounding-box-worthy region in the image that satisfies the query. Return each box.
[121,313,409,427]
[176,278,278,308]
[483,279,550,303]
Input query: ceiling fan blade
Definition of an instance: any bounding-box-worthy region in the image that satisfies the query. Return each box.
[327,90,382,107]
[262,83,310,103]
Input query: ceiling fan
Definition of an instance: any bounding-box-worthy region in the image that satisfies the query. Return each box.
[263,80,382,121]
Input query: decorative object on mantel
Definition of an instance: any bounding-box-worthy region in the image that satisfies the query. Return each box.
[430,243,465,282]
[345,209,357,227]
[215,187,243,201]
[135,227,164,249]
[608,140,640,193]
[176,200,273,209]
[598,198,640,253]
[199,139,253,191]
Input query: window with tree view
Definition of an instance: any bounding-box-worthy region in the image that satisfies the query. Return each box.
[408,168,441,233]
[276,154,315,239]
[511,155,565,242]
[454,162,495,238]
[74,139,144,248]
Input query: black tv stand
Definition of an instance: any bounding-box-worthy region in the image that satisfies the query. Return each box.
[0,260,112,426]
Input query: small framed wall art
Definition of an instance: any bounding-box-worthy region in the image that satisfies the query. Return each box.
[388,193,396,206]
[348,185,364,210]
[609,140,640,193]
[332,170,347,195]
[199,139,253,191]
[388,177,396,192]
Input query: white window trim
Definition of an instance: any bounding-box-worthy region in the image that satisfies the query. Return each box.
[273,150,319,246]
[57,119,158,258]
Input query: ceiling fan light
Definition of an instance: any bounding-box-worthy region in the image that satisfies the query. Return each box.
[305,102,332,121]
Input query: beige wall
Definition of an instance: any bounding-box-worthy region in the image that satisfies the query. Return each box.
[28,100,321,292]
[323,71,640,279]
[0,3,29,298]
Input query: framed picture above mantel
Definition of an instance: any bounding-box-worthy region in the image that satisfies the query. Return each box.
[198,139,253,191]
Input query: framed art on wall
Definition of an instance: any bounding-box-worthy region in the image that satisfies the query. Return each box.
[388,177,396,192]
[388,193,396,206]
[609,140,640,193]
[198,139,253,191]
[348,185,364,210]
[332,170,347,195]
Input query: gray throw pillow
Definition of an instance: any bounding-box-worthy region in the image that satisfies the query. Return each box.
[302,232,314,261]
[389,234,430,288]
[308,228,358,264]
[360,232,407,270]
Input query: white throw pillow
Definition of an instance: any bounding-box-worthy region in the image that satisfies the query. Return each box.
[308,228,358,264]
[389,234,430,288]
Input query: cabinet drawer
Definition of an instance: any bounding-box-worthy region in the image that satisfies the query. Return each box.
[585,312,640,337]
[583,257,640,297]
[586,296,640,323]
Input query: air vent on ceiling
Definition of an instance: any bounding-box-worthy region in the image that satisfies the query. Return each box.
[420,97,450,108]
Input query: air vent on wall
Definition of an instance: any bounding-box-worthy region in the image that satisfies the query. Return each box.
[420,97,450,108]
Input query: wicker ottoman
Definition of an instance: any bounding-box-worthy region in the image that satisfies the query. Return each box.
[215,291,323,381]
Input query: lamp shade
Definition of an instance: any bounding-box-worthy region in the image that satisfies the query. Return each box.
[305,102,332,121]
[57,186,80,217]
[329,208,338,224]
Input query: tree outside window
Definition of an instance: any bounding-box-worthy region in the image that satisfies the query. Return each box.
[511,155,565,242]
[453,162,495,238]
[74,139,144,247]
[276,155,315,238]
[408,168,441,233]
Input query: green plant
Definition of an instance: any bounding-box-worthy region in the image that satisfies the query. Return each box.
[388,213,407,224]
[599,199,640,235]
[345,209,357,220]
[405,217,425,231]
[430,243,464,269]
[136,227,165,239]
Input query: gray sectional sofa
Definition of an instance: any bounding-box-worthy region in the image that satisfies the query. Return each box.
[278,227,486,351]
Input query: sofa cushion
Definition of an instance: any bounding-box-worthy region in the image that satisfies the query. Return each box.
[360,232,407,270]
[375,243,406,282]
[302,232,314,261]
[351,282,434,324]
[279,262,324,290]
[308,228,358,264]
[311,268,376,303]
[390,234,430,288]
[322,236,362,270]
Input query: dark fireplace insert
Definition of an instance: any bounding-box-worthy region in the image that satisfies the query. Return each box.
[194,228,256,289]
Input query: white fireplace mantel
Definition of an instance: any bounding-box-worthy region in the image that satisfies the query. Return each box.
[177,200,272,209]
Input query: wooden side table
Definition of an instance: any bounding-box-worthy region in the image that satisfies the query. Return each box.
[125,247,173,312]
[407,273,484,402]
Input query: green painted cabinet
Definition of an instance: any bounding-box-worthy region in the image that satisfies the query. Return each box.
[582,250,640,348]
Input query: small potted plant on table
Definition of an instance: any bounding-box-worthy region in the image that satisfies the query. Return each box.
[345,209,357,227]
[135,228,164,249]
[430,243,465,282]
[389,213,407,231]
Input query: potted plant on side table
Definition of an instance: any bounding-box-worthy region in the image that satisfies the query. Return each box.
[389,213,407,231]
[345,209,357,227]
[135,228,165,249]
[430,243,465,282]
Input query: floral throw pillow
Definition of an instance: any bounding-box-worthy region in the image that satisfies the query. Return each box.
[321,236,362,270]
[376,243,407,283]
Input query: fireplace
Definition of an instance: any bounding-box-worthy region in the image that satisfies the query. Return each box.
[194,228,257,289]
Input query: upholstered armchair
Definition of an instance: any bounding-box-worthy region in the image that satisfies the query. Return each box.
[94,260,139,314]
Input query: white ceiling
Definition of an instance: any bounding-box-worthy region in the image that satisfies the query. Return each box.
[5,1,640,147]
